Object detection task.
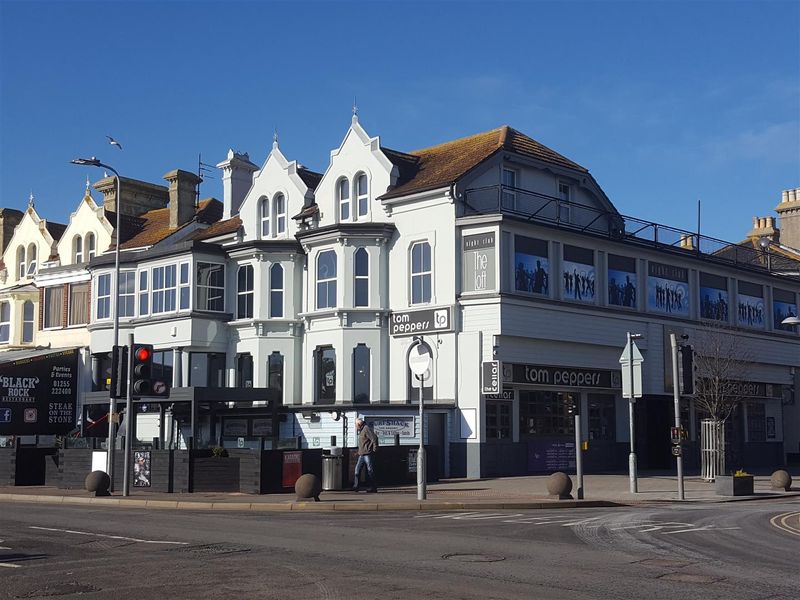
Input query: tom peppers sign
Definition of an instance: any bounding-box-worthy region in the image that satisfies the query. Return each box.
[0,348,79,436]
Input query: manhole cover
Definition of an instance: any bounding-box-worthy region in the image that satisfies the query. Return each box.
[657,573,722,584]
[171,543,251,556]
[442,553,505,563]
[17,582,101,597]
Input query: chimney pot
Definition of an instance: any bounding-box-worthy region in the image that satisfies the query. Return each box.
[163,169,202,229]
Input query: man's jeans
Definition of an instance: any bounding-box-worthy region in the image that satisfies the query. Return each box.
[353,454,376,490]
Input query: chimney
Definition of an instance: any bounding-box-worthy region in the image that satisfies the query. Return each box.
[94,176,169,217]
[748,213,780,245]
[163,169,202,229]
[773,187,800,249]
[216,149,258,219]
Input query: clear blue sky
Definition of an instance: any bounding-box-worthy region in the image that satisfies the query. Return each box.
[1,1,798,243]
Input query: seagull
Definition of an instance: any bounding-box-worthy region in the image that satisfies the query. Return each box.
[106,135,123,150]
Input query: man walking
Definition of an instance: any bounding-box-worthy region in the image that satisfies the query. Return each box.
[353,418,379,493]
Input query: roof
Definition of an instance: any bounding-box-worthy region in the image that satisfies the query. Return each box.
[292,203,319,221]
[191,216,242,241]
[103,209,146,245]
[297,167,323,191]
[44,221,67,241]
[0,346,81,366]
[380,125,587,200]
[118,199,223,250]
[714,237,800,275]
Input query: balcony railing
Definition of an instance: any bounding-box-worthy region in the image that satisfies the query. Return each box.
[463,185,799,279]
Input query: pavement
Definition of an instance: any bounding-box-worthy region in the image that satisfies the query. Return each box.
[1,472,797,512]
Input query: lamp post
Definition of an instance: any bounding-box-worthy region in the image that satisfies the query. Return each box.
[71,157,122,488]
[758,237,772,272]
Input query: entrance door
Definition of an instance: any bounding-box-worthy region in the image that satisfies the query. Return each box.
[426,413,446,479]
[642,396,672,469]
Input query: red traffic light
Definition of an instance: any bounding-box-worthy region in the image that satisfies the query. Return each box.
[135,346,152,362]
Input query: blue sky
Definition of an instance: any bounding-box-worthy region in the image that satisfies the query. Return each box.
[1,1,797,243]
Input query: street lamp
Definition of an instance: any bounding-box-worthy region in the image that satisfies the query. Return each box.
[782,316,800,327]
[758,236,772,272]
[71,156,122,488]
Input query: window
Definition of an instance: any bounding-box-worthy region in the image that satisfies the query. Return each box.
[92,351,112,392]
[316,250,337,309]
[353,344,370,404]
[237,265,254,319]
[354,247,369,307]
[22,300,34,342]
[179,262,190,310]
[274,194,286,235]
[747,402,766,442]
[96,273,111,319]
[557,181,571,223]
[268,352,284,404]
[338,178,350,221]
[118,272,135,317]
[410,241,432,304]
[260,197,270,238]
[152,264,177,314]
[68,282,90,325]
[0,302,9,343]
[17,246,25,279]
[44,287,63,328]
[139,271,149,316]
[588,394,616,441]
[74,235,83,263]
[196,263,225,311]
[486,401,512,440]
[87,233,96,259]
[502,168,517,209]
[356,173,368,217]
[315,346,336,403]
[152,350,174,386]
[270,264,283,318]
[519,391,575,436]
[26,244,37,276]
[236,353,254,388]
[189,352,226,388]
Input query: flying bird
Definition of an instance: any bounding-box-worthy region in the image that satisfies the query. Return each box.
[106,135,123,150]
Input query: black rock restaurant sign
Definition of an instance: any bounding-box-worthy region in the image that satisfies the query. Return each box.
[0,349,79,436]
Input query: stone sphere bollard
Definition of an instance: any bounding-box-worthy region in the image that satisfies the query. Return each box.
[85,470,111,497]
[546,472,573,500]
[770,470,792,492]
[295,473,322,502]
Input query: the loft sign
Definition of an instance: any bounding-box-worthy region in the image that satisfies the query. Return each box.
[463,232,496,293]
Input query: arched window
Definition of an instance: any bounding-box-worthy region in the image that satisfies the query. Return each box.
[356,173,369,217]
[316,250,337,309]
[16,246,25,279]
[74,235,83,263]
[338,178,350,221]
[354,248,369,307]
[270,263,284,318]
[87,233,96,259]
[410,241,432,304]
[353,344,370,404]
[22,300,34,343]
[260,197,270,238]
[237,265,254,319]
[274,194,286,235]
[0,301,9,343]
[26,244,37,276]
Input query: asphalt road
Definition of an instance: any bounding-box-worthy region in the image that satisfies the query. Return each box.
[1,500,798,599]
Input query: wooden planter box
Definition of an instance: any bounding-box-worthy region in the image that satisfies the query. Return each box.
[715,475,754,496]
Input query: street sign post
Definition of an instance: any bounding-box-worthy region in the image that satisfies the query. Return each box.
[408,338,432,501]
[619,333,643,493]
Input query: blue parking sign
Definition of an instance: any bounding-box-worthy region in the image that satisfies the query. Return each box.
[0,408,11,423]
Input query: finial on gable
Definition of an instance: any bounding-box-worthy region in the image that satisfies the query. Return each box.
[273,127,279,150]
[85,176,91,191]
[28,191,35,209]
[352,97,359,124]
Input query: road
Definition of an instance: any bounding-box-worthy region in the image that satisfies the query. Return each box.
[0,500,798,599]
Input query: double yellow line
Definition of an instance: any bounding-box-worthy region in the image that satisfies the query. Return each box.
[770,511,800,537]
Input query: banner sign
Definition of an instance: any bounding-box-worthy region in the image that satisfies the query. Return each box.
[0,349,79,435]
[463,232,496,293]
[366,416,414,438]
[482,361,501,394]
[503,362,621,389]
[390,306,453,337]
[133,450,151,487]
[527,439,576,472]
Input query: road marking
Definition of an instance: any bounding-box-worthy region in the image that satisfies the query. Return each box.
[29,526,188,545]
[0,562,21,569]
[770,511,800,537]
[661,525,740,535]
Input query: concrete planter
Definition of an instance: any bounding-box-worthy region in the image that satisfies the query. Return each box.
[715,475,754,496]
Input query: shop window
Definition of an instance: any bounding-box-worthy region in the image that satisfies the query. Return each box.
[356,173,369,217]
[96,273,111,319]
[189,352,226,388]
[152,350,174,386]
[237,264,254,319]
[354,248,369,307]
[352,344,370,404]
[268,352,284,404]
[196,262,225,312]
[68,282,90,325]
[270,264,284,318]
[316,250,337,309]
[236,353,254,388]
[44,287,64,329]
[519,390,575,436]
[314,345,336,404]
[747,402,766,442]
[22,300,34,342]
[410,241,432,304]
[486,401,512,440]
[118,272,136,317]
[588,394,616,441]
[0,301,10,343]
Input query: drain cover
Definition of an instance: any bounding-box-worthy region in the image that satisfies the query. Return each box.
[442,553,505,563]
[657,573,722,584]
[171,543,251,556]
[17,582,101,597]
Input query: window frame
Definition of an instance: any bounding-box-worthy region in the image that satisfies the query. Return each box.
[501,167,517,210]
[152,264,177,314]
[17,246,25,280]
[486,400,512,440]
[270,263,284,318]
[354,247,369,307]
[314,345,336,404]
[274,193,286,235]
[268,351,284,404]
[557,180,571,223]
[237,264,254,319]
[138,270,149,316]
[68,281,91,326]
[352,343,370,404]
[22,299,34,342]
[26,243,37,276]
[44,286,64,329]
[74,235,83,263]
[260,197,270,238]
[118,271,136,318]
[87,232,96,260]
[179,261,191,311]
[338,177,350,222]
[356,173,369,217]
[196,262,225,312]
[316,250,338,309]
[0,301,10,343]
[96,273,112,320]
[410,241,432,305]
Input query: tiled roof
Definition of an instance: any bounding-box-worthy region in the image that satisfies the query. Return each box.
[191,216,242,241]
[118,199,223,250]
[44,221,67,241]
[103,209,147,245]
[292,203,319,221]
[297,167,323,191]
[381,125,587,200]
[714,238,800,274]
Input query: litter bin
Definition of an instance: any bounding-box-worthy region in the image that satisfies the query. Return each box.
[321,447,343,491]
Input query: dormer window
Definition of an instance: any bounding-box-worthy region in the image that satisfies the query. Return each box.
[87,233,96,259]
[260,197,270,238]
[338,178,350,221]
[26,244,37,276]
[356,173,369,217]
[274,194,286,235]
[74,235,83,263]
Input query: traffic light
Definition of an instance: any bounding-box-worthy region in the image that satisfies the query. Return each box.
[129,343,170,398]
[679,345,694,395]
[110,345,128,399]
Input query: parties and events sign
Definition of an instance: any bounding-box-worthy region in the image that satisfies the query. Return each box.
[462,232,496,293]
[366,416,414,438]
[133,451,151,487]
[503,362,621,389]
[514,235,549,295]
[773,288,797,331]
[647,261,689,316]
[0,348,78,436]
